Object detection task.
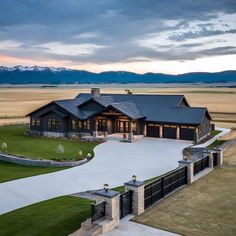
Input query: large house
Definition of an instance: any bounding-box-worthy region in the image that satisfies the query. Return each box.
[27,88,212,142]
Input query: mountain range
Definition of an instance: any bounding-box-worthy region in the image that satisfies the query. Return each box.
[0,66,235,84]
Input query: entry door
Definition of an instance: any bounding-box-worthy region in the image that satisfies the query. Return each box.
[117,121,129,133]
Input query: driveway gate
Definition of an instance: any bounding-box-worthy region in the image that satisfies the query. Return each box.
[120,190,133,219]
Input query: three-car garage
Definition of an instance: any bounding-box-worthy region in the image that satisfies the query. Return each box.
[146,123,196,141]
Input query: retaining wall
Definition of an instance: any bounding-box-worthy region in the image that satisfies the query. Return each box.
[0,153,89,167]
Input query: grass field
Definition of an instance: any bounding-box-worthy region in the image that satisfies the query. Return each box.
[0,125,99,161]
[0,196,94,236]
[0,160,67,183]
[134,138,236,236]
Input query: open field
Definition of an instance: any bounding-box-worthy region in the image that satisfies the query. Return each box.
[134,139,236,236]
[0,125,99,161]
[0,86,236,117]
[0,196,93,236]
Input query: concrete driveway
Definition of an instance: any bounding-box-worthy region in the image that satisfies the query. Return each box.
[0,138,191,214]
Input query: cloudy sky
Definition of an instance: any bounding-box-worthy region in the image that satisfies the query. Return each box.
[0,0,236,74]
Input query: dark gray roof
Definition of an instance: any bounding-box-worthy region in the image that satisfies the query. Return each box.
[109,101,145,119]
[28,93,211,125]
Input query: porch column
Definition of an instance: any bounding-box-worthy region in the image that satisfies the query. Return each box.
[128,120,133,141]
[92,118,98,137]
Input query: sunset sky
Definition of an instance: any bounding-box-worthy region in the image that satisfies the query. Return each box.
[0,0,236,74]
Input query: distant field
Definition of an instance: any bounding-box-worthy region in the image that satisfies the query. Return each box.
[0,86,236,124]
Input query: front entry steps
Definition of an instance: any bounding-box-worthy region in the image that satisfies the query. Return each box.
[69,217,119,236]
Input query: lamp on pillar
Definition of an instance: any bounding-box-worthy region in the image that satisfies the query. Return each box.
[132,175,136,183]
[104,183,109,192]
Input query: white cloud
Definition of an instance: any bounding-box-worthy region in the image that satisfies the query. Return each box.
[40,42,106,56]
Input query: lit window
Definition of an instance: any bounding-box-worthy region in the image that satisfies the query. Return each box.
[48,118,61,131]
[32,118,40,127]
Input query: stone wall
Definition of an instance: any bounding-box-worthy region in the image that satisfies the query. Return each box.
[0,153,88,167]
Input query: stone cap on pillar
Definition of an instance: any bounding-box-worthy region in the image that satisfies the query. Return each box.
[124,180,144,187]
[178,159,193,164]
[95,189,119,198]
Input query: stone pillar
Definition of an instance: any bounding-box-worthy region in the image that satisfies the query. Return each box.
[124,179,145,216]
[203,150,213,168]
[160,126,163,138]
[176,126,180,140]
[95,189,120,230]
[178,159,194,184]
[213,148,223,166]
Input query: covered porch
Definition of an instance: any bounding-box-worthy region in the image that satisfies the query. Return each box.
[90,104,145,142]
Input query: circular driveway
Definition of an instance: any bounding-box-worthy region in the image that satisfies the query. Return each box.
[0,138,191,214]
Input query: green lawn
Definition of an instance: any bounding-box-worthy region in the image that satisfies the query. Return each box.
[0,196,94,236]
[210,130,221,136]
[208,139,226,149]
[0,125,99,161]
[0,160,68,183]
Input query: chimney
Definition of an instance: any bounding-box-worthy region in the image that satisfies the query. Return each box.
[91,88,100,97]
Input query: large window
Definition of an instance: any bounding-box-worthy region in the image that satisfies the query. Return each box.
[32,118,40,127]
[72,119,91,130]
[97,119,107,131]
[71,119,78,130]
[48,118,61,131]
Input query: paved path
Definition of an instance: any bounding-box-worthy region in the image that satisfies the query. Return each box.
[0,138,190,215]
[193,127,230,148]
[103,215,179,236]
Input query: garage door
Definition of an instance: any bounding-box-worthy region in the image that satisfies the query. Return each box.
[163,126,177,139]
[180,127,195,141]
[147,124,160,137]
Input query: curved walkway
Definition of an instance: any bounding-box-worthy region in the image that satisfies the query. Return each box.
[0,138,191,215]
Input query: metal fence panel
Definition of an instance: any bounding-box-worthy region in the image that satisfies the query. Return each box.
[91,201,106,222]
[144,166,187,209]
[193,156,209,175]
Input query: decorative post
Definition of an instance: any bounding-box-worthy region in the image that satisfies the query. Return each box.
[95,184,120,228]
[124,175,145,216]
[178,159,194,184]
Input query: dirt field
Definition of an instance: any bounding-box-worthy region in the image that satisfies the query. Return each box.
[0,86,236,124]
[134,139,236,236]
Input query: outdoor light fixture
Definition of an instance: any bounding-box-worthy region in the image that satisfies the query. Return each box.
[132,175,136,183]
[104,183,109,192]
